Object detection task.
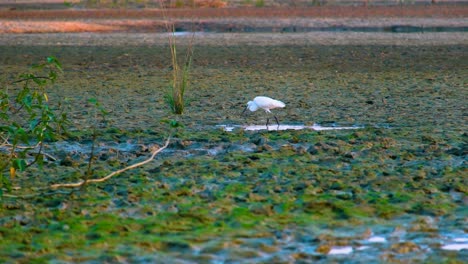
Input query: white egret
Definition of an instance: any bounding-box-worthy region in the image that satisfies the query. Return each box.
[242,96,286,128]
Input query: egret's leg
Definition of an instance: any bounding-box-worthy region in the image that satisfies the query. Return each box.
[274,115,280,127]
[266,118,270,128]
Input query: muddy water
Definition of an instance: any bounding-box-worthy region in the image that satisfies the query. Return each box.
[0,33,467,262]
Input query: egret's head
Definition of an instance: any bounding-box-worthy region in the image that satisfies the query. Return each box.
[246,101,259,112]
[242,101,258,116]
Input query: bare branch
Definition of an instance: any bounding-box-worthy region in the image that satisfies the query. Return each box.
[50,137,171,189]
[0,140,57,162]
[0,135,9,147]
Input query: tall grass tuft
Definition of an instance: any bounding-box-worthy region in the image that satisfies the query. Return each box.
[161,1,195,115]
[165,29,193,115]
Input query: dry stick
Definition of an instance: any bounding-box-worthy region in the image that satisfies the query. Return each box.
[50,137,171,189]
[3,190,74,199]
[81,126,98,190]
[1,140,58,161]
[0,135,9,146]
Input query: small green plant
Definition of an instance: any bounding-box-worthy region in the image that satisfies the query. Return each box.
[161,118,184,130]
[255,0,265,7]
[80,97,109,188]
[241,0,253,5]
[0,56,68,195]
[174,0,185,8]
[63,1,74,8]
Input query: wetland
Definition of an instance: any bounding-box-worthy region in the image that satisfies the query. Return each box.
[0,5,467,263]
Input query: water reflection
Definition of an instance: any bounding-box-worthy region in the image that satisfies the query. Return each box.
[163,31,202,37]
[328,246,353,255]
[367,236,387,243]
[219,123,363,132]
[441,237,468,251]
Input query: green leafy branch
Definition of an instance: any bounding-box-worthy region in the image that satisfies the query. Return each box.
[0,56,68,194]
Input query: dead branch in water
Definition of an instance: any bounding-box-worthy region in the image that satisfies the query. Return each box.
[50,137,171,189]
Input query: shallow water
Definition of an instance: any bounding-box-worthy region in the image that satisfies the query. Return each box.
[219,123,363,132]
[114,222,468,263]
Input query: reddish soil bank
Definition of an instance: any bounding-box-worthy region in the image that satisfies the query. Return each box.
[1,6,467,20]
[0,5,467,33]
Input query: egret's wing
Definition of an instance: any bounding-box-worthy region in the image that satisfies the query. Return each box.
[252,96,285,113]
[263,99,285,109]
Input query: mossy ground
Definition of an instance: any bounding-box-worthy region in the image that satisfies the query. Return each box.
[0,41,467,262]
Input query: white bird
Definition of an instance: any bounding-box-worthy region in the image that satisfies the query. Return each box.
[242,96,286,128]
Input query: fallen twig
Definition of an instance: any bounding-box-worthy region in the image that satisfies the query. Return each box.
[0,140,58,162]
[0,135,9,147]
[2,190,73,199]
[50,137,170,189]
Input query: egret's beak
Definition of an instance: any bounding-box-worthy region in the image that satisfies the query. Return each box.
[242,106,248,116]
